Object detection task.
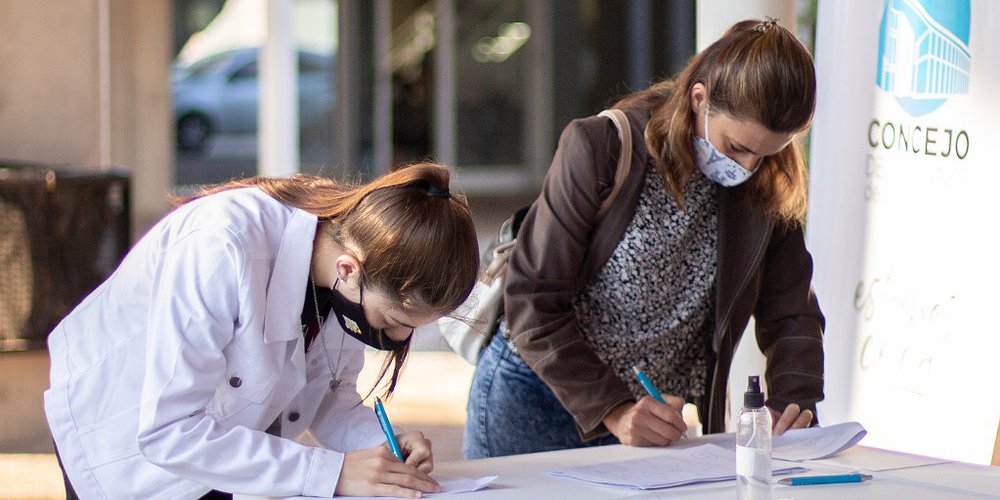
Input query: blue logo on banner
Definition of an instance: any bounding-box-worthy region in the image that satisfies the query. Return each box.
[875,0,971,116]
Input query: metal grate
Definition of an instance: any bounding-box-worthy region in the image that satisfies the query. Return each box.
[0,162,130,351]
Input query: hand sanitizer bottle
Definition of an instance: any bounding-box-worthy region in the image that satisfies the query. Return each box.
[737,375,772,500]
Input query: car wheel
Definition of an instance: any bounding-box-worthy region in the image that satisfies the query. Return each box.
[177,113,212,152]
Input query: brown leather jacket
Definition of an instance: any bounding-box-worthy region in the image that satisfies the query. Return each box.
[504,105,825,439]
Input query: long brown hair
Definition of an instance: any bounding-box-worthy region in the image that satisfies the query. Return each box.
[180,163,480,396]
[617,18,816,223]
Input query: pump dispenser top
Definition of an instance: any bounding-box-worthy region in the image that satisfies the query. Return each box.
[737,375,771,498]
[744,375,765,408]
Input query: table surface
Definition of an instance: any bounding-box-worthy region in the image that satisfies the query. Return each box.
[241,432,1000,499]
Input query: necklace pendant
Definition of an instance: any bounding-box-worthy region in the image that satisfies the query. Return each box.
[329,379,341,392]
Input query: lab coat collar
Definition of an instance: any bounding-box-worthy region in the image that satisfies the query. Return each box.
[263,208,319,344]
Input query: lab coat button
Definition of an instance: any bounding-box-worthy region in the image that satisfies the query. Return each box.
[288,412,300,422]
[229,376,242,388]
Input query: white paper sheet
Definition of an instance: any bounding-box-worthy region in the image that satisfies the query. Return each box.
[424,475,498,497]
[771,421,867,461]
[327,475,497,499]
[549,444,806,490]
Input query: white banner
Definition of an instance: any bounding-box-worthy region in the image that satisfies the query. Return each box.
[809,0,1000,464]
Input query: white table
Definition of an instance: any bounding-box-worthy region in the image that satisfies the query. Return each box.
[242,432,1000,499]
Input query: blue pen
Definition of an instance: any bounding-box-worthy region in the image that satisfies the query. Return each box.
[633,366,690,438]
[777,473,874,486]
[632,366,666,404]
[374,397,404,461]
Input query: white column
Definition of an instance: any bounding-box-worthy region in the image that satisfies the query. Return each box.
[808,0,879,429]
[98,0,111,167]
[259,0,299,177]
[696,0,796,50]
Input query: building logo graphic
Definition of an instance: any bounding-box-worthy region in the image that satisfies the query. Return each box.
[875,0,971,116]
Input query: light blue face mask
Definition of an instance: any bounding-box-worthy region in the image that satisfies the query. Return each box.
[692,105,754,187]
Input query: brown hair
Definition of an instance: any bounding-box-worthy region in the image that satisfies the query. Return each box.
[616,18,816,223]
[180,163,480,396]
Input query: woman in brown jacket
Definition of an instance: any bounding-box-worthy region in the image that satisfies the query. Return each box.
[464,18,825,458]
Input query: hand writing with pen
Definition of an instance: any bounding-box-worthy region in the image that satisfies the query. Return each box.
[335,431,441,498]
[606,366,815,446]
[335,398,441,498]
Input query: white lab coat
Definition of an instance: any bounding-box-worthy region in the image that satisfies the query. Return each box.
[44,188,386,499]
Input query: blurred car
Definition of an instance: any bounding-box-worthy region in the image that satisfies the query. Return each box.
[171,47,335,151]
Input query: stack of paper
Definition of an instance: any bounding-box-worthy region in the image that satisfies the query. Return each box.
[550,421,868,490]
[550,444,805,490]
[772,421,867,461]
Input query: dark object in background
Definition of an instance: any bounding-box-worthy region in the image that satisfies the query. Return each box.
[0,161,130,351]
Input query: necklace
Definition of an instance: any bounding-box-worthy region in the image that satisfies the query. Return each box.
[311,278,345,392]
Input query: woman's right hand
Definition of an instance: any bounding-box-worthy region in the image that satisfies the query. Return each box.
[603,396,688,446]
[334,445,442,498]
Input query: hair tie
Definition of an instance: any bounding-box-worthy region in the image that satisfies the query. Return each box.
[754,16,779,32]
[426,186,450,199]
[409,179,451,199]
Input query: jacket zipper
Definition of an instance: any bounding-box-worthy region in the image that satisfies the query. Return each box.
[707,221,773,432]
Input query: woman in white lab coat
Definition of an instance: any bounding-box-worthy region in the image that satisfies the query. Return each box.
[45,163,479,499]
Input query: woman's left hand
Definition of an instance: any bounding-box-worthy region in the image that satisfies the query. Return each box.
[397,431,434,473]
[768,403,814,436]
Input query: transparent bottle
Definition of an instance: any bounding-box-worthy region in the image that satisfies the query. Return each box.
[736,375,772,500]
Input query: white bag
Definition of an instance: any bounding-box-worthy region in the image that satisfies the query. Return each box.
[437,109,633,364]
[435,240,514,363]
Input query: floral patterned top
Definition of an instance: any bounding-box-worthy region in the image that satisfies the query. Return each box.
[573,164,718,407]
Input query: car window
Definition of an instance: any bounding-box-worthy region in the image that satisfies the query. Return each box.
[182,52,235,79]
[299,54,331,75]
[230,60,258,81]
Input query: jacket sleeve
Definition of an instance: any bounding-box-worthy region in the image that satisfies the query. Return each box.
[136,228,344,498]
[505,119,635,440]
[753,222,826,422]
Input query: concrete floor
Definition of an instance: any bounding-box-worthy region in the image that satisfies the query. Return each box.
[0,350,475,499]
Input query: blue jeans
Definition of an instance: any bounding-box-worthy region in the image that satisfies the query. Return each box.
[463,330,620,458]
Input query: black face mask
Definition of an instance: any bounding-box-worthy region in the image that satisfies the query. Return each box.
[330,279,410,351]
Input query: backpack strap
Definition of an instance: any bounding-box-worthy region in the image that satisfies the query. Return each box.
[596,108,633,220]
[485,109,633,285]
